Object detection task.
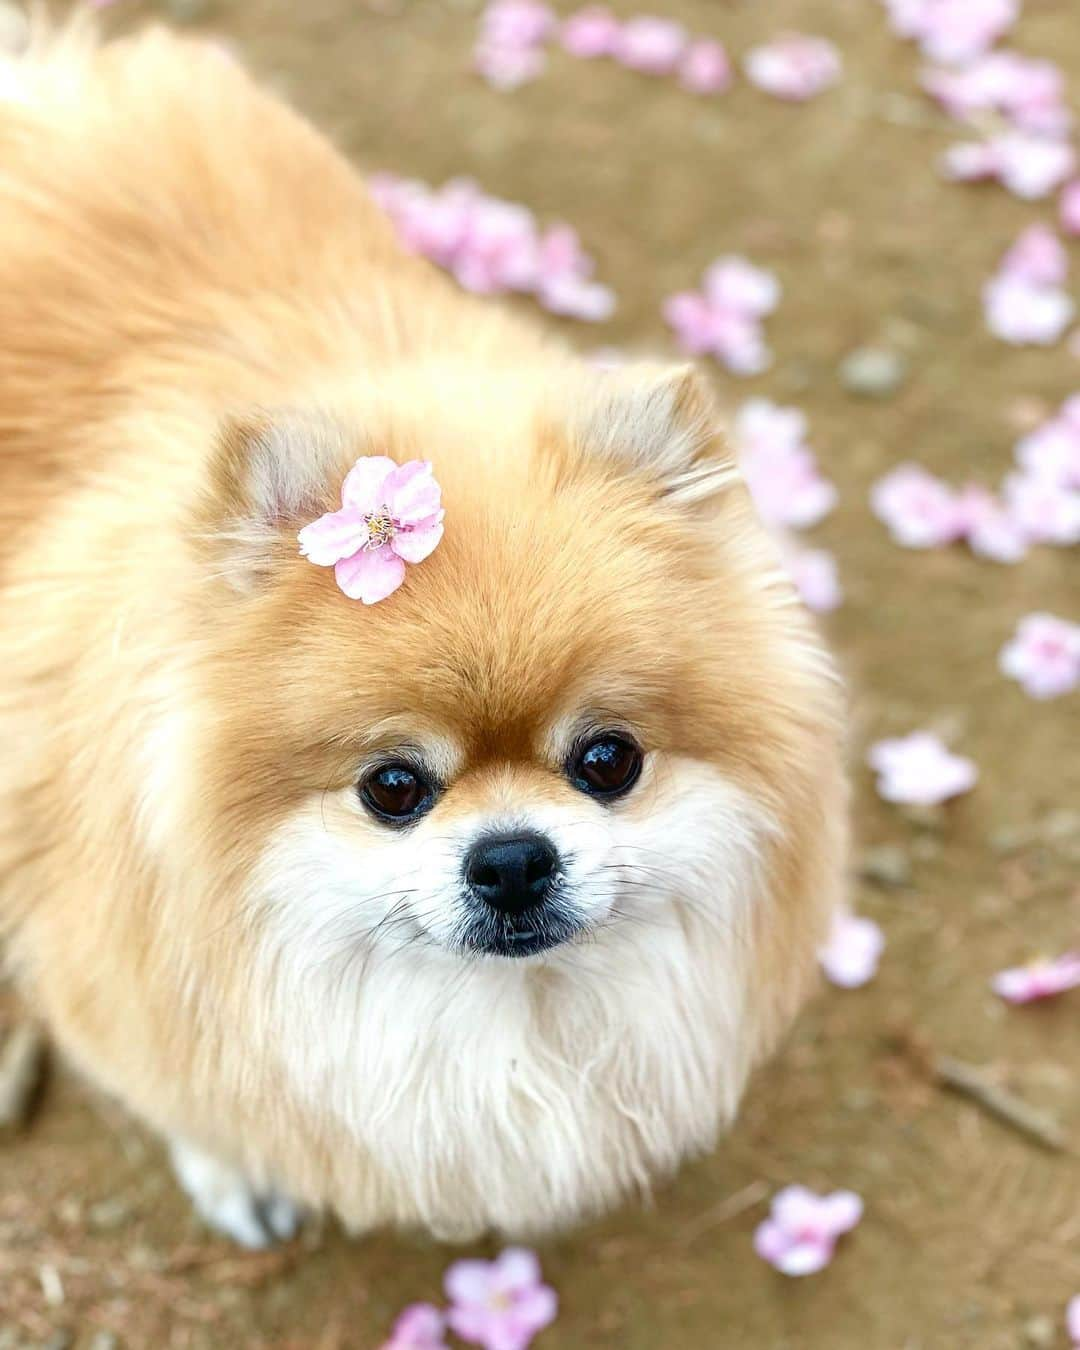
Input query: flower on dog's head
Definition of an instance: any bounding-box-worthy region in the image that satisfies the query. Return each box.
[298,457,444,604]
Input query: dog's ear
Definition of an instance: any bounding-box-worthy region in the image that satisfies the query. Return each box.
[205,410,351,591]
[574,363,740,507]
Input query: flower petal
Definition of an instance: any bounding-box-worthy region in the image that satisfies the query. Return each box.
[492,1247,542,1295]
[392,513,444,564]
[297,506,369,566]
[383,459,442,524]
[444,1257,495,1307]
[334,546,406,604]
[341,455,398,510]
[775,1238,834,1276]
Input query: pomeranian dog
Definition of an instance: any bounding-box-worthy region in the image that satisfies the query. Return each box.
[0,25,847,1246]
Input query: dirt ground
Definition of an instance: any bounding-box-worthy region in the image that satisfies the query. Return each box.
[2,0,1079,1346]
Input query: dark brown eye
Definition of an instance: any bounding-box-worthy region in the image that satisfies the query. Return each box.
[569,735,643,800]
[359,764,433,822]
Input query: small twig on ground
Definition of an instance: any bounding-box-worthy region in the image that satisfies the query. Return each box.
[889,1029,1070,1155]
[934,1054,1069,1155]
[678,1180,770,1244]
[0,1022,47,1136]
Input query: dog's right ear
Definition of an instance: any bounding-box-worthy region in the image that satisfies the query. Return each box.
[205,411,351,592]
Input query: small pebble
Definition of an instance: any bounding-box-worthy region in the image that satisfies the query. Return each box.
[840,345,907,398]
[1022,1314,1055,1348]
[988,824,1036,855]
[858,844,912,888]
[88,1334,119,1350]
[88,1197,133,1231]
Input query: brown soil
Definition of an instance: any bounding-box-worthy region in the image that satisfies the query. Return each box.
[2,1,1079,1347]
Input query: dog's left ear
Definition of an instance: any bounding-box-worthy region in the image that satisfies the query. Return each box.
[574,363,740,507]
[205,410,351,591]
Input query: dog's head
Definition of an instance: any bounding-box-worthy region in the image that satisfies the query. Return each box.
[178,358,846,1226]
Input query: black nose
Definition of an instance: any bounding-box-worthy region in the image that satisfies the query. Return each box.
[463,833,560,914]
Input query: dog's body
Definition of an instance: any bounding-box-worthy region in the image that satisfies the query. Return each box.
[0,27,847,1245]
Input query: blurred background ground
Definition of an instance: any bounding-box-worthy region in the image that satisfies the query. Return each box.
[1,0,1078,1346]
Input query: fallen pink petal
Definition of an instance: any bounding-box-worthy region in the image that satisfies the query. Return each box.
[381,1303,451,1350]
[784,546,843,613]
[819,913,884,988]
[611,16,688,75]
[870,463,961,548]
[991,953,1080,1004]
[735,400,837,531]
[754,1186,863,1276]
[371,173,616,321]
[882,0,1020,65]
[983,274,1075,346]
[867,731,978,806]
[559,5,621,59]
[1000,224,1069,287]
[665,259,779,375]
[999,612,1080,699]
[678,38,732,96]
[744,33,842,102]
[922,52,1071,136]
[480,0,556,50]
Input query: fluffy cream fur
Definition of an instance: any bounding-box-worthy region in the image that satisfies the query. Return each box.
[0,24,848,1245]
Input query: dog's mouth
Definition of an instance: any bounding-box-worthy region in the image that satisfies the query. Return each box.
[458,905,586,960]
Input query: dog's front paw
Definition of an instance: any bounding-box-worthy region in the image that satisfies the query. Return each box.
[169,1138,304,1248]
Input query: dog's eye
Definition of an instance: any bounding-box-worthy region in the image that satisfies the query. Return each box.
[568,735,643,800]
[359,764,433,822]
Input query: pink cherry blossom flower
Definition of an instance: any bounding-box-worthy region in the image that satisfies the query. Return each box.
[745,34,842,101]
[612,17,687,75]
[298,458,444,604]
[991,952,1080,1004]
[1067,1296,1080,1346]
[983,274,1075,345]
[883,0,1019,65]
[784,546,843,612]
[999,612,1080,699]
[819,912,884,988]
[678,39,732,96]
[445,1248,557,1350]
[867,732,977,806]
[1003,469,1080,544]
[381,1304,450,1350]
[734,400,837,531]
[1062,181,1080,237]
[870,464,962,548]
[480,0,555,49]
[754,1186,863,1276]
[560,6,621,59]
[922,52,1071,136]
